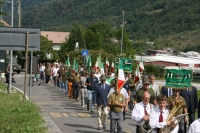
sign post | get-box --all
[82,50,89,65]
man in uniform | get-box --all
[167,89,188,133]
[127,73,136,111]
[149,74,160,96]
[135,76,156,105]
[108,81,125,133]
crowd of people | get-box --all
[33,61,200,133]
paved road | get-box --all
[13,73,137,133]
[13,73,200,133]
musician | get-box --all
[132,91,152,133]
[187,118,200,133]
[167,89,188,133]
[149,94,179,133]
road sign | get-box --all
[0,27,40,51]
[82,50,88,57]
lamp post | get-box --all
[121,11,126,55]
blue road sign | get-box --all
[82,50,89,57]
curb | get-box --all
[13,85,62,133]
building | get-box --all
[135,55,200,68]
[41,31,70,50]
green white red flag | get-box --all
[106,57,109,69]
[117,59,125,91]
[134,64,141,83]
[110,61,114,72]
[65,56,70,67]
[139,56,144,72]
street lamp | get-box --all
[121,11,126,55]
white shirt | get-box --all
[149,107,179,133]
[53,68,59,76]
[150,83,160,96]
[95,73,101,81]
[132,102,152,126]
[107,87,129,99]
[187,118,200,133]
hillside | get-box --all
[20,0,200,41]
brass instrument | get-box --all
[160,99,187,133]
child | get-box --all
[149,94,179,133]
[1,71,5,83]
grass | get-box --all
[0,83,47,133]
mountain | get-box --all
[20,0,200,41]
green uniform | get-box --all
[127,78,135,91]
[45,68,51,75]
[167,95,186,115]
[73,75,80,83]
[61,72,67,82]
[108,93,125,113]
[135,87,155,104]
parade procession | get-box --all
[29,54,199,133]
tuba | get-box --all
[140,120,153,133]
[159,99,187,133]
[139,104,154,133]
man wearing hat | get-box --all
[93,74,110,130]
[85,70,99,112]
[135,76,156,105]
[167,88,188,133]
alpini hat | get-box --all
[100,74,106,81]
[142,75,150,85]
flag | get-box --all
[106,77,115,85]
[116,59,125,91]
[94,60,98,71]
[139,56,144,72]
[75,61,79,72]
[97,55,101,72]
[110,61,114,72]
[87,55,92,72]
[105,57,109,69]
[100,62,105,75]
[75,42,79,51]
[65,56,70,67]
[134,65,141,83]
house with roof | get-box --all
[40,31,70,50]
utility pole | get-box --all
[121,11,125,55]
[18,0,21,27]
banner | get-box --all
[165,69,192,89]
[115,58,133,73]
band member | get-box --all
[187,118,200,133]
[108,84,125,133]
[149,94,179,133]
[93,75,110,130]
[167,89,188,133]
[132,91,152,133]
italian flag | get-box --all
[106,77,115,85]
[116,59,125,91]
[139,57,144,72]
[65,56,70,67]
[134,65,141,83]
[106,57,109,69]
[100,62,105,74]
[110,61,114,72]
[87,55,92,71]
[94,60,98,71]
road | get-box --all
[13,73,137,133]
[13,73,200,133]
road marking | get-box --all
[77,113,91,117]
[72,113,77,117]
[107,119,110,123]
[63,113,68,117]
[124,131,132,133]
[50,112,62,117]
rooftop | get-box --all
[41,31,70,44]
[135,55,200,64]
